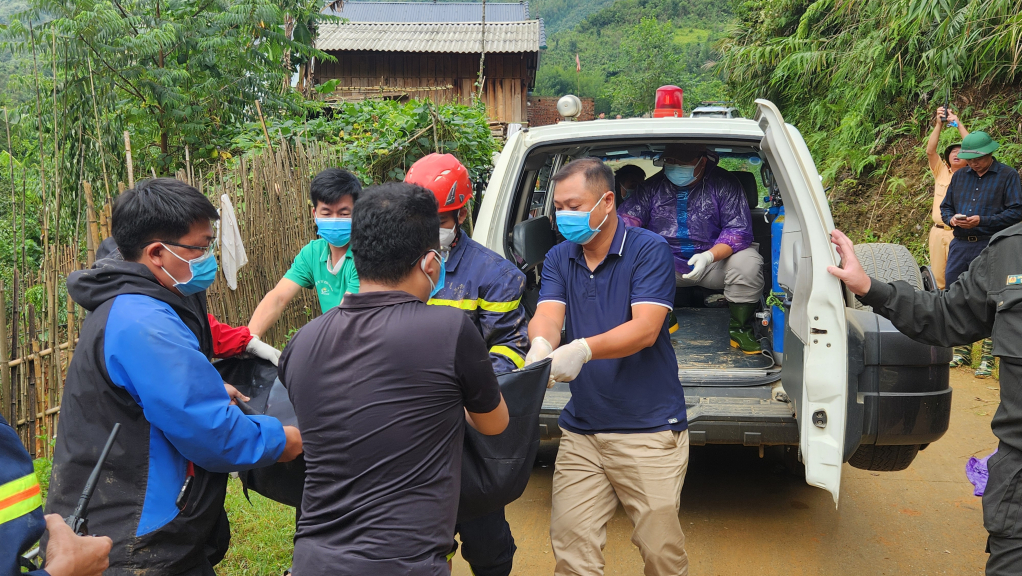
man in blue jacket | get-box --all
[45,179,303,575]
[405,154,528,575]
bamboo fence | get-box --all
[2,142,342,454]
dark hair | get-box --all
[112,178,220,261]
[943,144,962,166]
[311,168,362,208]
[552,158,615,198]
[614,164,647,204]
[615,164,646,183]
[350,182,439,284]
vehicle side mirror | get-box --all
[512,216,555,274]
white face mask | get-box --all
[439,226,457,249]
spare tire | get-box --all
[848,444,920,472]
[843,243,925,472]
[845,243,922,312]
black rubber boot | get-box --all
[728,302,761,355]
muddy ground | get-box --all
[453,368,1000,575]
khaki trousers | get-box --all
[550,428,690,576]
[929,225,954,290]
[675,246,764,304]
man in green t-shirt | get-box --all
[248,168,362,338]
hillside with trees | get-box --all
[718,0,1022,259]
[533,0,731,116]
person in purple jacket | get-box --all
[620,144,765,353]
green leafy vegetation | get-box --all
[530,0,619,34]
[719,0,1022,181]
[231,99,497,186]
[33,457,50,500]
[534,0,730,116]
[0,0,496,321]
[0,0,331,174]
[718,0,1022,258]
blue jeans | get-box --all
[456,508,516,576]
[945,237,990,286]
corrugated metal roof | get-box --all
[316,21,542,53]
[322,2,545,49]
[324,1,529,22]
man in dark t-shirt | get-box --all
[279,182,509,576]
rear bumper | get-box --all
[682,385,798,446]
[538,309,953,454]
[538,382,798,444]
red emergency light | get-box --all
[653,85,684,118]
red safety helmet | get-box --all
[405,153,473,213]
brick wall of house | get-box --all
[526,96,595,126]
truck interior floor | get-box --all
[671,308,775,370]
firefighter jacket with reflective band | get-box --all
[45,258,286,575]
[1,414,47,576]
[428,230,529,373]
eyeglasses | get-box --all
[411,249,443,267]
[143,239,218,258]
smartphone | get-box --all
[954,214,967,220]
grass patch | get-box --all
[673,27,709,44]
[34,458,51,500]
[219,478,296,576]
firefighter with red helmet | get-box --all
[405,153,527,575]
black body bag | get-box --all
[456,358,550,522]
[214,358,305,507]
[214,357,551,521]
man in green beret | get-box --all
[940,131,1022,288]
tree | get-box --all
[2,0,328,173]
[610,17,681,116]
[276,0,338,95]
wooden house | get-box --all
[313,1,545,124]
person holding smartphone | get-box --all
[940,131,1022,288]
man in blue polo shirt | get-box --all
[525,158,689,575]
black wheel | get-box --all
[845,243,923,311]
[920,265,938,292]
[847,444,920,472]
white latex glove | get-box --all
[548,338,592,386]
[682,250,715,281]
[524,336,554,366]
[246,335,282,366]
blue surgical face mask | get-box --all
[162,244,218,296]
[555,192,611,245]
[316,217,352,247]
[664,163,697,187]
[421,249,446,298]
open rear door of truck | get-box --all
[756,99,849,506]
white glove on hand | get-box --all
[524,337,554,366]
[548,338,592,387]
[682,250,715,281]
[246,335,282,366]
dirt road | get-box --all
[453,369,1000,575]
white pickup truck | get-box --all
[472,98,952,504]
